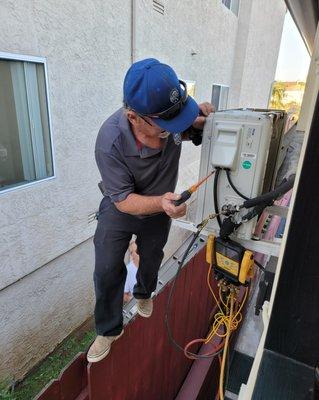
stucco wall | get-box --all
[0,1,132,289]
[0,0,285,381]
[229,0,286,108]
[135,0,239,103]
[0,0,132,381]
[0,238,95,381]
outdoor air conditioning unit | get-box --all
[196,109,288,240]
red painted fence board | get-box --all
[35,353,88,400]
[35,380,61,400]
[87,247,215,400]
[35,246,220,400]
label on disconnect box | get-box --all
[241,152,256,159]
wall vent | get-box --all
[153,0,164,15]
[88,211,98,223]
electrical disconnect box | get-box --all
[196,109,288,240]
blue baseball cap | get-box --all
[123,58,199,134]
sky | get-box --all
[275,11,310,82]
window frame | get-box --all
[0,51,56,195]
[211,83,230,111]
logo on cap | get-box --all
[170,88,180,104]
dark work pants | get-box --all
[93,203,171,336]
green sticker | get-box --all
[242,160,252,169]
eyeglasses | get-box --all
[138,115,156,127]
[138,115,170,137]
[137,80,188,121]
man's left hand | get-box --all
[192,102,215,130]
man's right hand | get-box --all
[161,192,187,218]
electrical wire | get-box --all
[214,168,222,227]
[225,169,250,200]
[254,259,265,271]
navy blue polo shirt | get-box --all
[95,108,182,213]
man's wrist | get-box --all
[156,194,164,211]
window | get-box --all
[0,53,54,192]
[183,80,196,98]
[222,0,240,16]
[211,84,229,111]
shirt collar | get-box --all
[119,110,164,158]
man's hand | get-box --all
[192,102,215,130]
[161,192,186,218]
[199,102,214,116]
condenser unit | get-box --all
[196,109,288,240]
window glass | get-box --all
[212,85,221,111]
[0,58,53,191]
[219,86,229,110]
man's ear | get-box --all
[126,110,140,125]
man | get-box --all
[87,58,213,363]
[123,240,139,303]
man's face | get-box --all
[139,115,170,138]
[127,110,170,138]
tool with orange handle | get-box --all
[173,170,216,206]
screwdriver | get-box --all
[173,170,216,206]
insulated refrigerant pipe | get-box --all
[242,174,295,209]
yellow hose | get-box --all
[219,291,234,400]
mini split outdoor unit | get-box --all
[196,108,289,240]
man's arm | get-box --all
[96,149,186,218]
[115,192,186,219]
[182,102,214,144]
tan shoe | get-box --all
[136,298,153,318]
[87,330,124,363]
